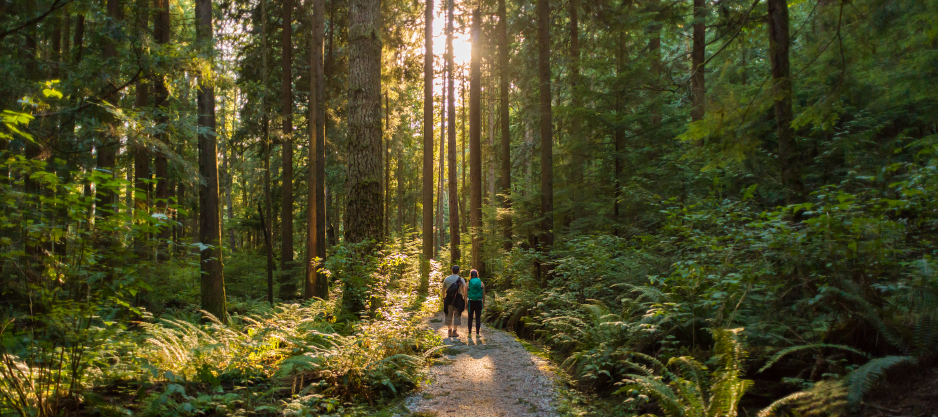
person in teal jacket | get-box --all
[466,269,485,336]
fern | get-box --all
[757,380,847,417]
[758,344,870,374]
[845,355,912,405]
[618,328,753,417]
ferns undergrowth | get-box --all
[485,163,938,416]
[0,245,444,416]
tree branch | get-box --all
[0,0,74,43]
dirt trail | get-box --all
[400,310,559,416]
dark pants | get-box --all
[467,300,483,333]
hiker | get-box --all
[466,269,485,336]
[442,265,466,337]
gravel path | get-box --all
[401,310,559,417]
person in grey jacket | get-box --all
[441,265,467,337]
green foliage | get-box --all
[617,328,753,417]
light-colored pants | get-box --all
[444,301,462,326]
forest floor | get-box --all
[398,309,560,417]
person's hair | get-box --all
[452,265,459,274]
[470,269,479,278]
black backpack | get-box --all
[445,277,463,298]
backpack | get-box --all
[445,277,463,298]
[468,277,483,300]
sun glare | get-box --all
[430,11,473,99]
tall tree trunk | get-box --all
[196,0,227,323]
[568,0,582,220]
[497,0,511,250]
[280,0,296,299]
[613,32,626,236]
[420,0,434,292]
[134,84,150,259]
[396,143,404,233]
[649,0,662,128]
[461,74,468,234]
[222,128,235,250]
[154,0,171,261]
[767,0,802,204]
[385,91,391,240]
[306,0,326,299]
[95,0,122,255]
[345,0,383,245]
[260,0,276,305]
[446,0,459,263]
[133,0,150,260]
[469,8,482,269]
[436,75,445,258]
[536,0,554,247]
[690,0,706,125]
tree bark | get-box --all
[345,0,383,245]
[154,0,171,261]
[649,0,662,128]
[536,0,553,248]
[420,0,434,292]
[436,73,445,259]
[280,0,296,299]
[691,0,706,125]
[767,0,802,204]
[306,0,326,299]
[446,0,459,263]
[498,0,512,249]
[461,74,468,235]
[196,0,227,323]
[385,91,391,240]
[95,0,121,241]
[134,84,150,259]
[133,0,150,259]
[568,0,583,220]
[260,0,276,305]
[469,8,483,269]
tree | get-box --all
[536,0,553,247]
[497,0,511,250]
[420,0,434,292]
[280,0,297,299]
[154,0,172,262]
[260,0,276,306]
[306,0,327,299]
[469,7,482,269]
[133,0,151,260]
[95,0,122,234]
[196,0,227,324]
[446,0,459,263]
[690,0,706,124]
[567,0,581,223]
[767,0,802,204]
[345,0,383,244]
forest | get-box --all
[2,0,938,414]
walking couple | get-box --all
[441,265,485,338]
